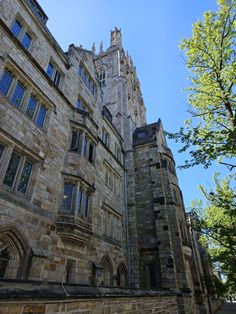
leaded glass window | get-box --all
[11,82,25,107]
[61,184,74,211]
[10,20,22,38]
[17,161,33,194]
[21,32,32,50]
[99,68,105,87]
[3,152,21,187]
[0,70,14,96]
[46,63,54,79]
[36,105,47,128]
[25,96,37,119]
[70,131,81,152]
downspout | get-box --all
[124,166,131,287]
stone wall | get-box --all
[0,297,179,314]
[0,0,127,286]
[0,283,181,314]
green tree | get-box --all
[193,174,236,292]
[168,0,236,169]
[169,0,236,294]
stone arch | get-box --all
[101,255,113,286]
[0,225,29,279]
[117,262,127,288]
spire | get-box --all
[99,41,103,53]
[110,27,122,47]
[92,42,96,54]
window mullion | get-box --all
[80,188,84,217]
[18,26,26,42]
[34,100,41,123]
[14,156,26,192]
[21,87,32,112]
[7,76,18,101]
[75,183,81,215]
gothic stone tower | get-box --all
[95,29,195,294]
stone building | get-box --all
[0,0,219,313]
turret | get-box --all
[110,27,122,47]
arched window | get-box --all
[117,263,127,288]
[0,227,28,279]
[0,246,10,278]
[101,256,113,286]
[98,68,105,87]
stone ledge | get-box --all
[0,280,181,300]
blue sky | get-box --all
[38,0,223,209]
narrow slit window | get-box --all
[88,143,94,163]
[84,192,89,218]
[83,137,88,157]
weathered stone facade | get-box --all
[0,0,220,313]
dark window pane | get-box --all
[75,190,82,214]
[11,82,25,107]
[148,263,156,288]
[88,144,94,163]
[21,32,32,50]
[137,131,146,139]
[3,152,21,187]
[17,161,33,193]
[0,144,5,160]
[25,96,37,119]
[84,192,89,218]
[61,184,74,211]
[78,65,82,77]
[83,137,88,157]
[0,70,14,96]
[46,63,54,79]
[36,105,47,128]
[70,131,79,151]
[66,259,75,283]
[54,70,60,87]
[0,248,10,278]
[10,20,22,37]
